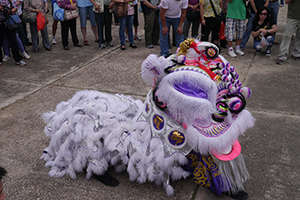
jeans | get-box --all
[78,6,96,27]
[278,18,300,60]
[119,15,134,45]
[268,0,279,38]
[254,35,274,51]
[159,15,184,57]
[3,32,25,56]
[240,13,255,48]
[94,12,103,47]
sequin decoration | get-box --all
[168,130,185,146]
[153,114,164,130]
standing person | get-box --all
[77,0,99,45]
[267,0,279,44]
[225,0,247,57]
[240,0,269,49]
[16,0,32,46]
[96,0,114,47]
[0,167,7,200]
[24,0,52,53]
[276,0,300,64]
[140,0,159,48]
[0,0,26,66]
[57,0,83,50]
[159,0,188,57]
[51,0,59,45]
[132,0,141,41]
[113,0,137,50]
[90,0,105,49]
[183,0,200,40]
[220,0,227,48]
[200,0,222,47]
[252,7,277,56]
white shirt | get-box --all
[160,0,188,18]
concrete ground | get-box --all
[0,5,299,200]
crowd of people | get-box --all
[0,0,299,67]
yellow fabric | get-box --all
[200,0,222,18]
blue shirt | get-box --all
[77,0,93,7]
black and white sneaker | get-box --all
[266,48,271,56]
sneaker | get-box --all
[0,62,2,66]
[276,58,285,65]
[125,35,129,42]
[15,60,26,67]
[107,42,114,47]
[235,48,245,56]
[265,48,271,57]
[228,49,237,57]
[291,55,300,60]
[146,44,154,48]
[256,49,261,54]
[99,43,106,49]
[134,35,142,41]
[52,37,56,45]
[21,51,30,59]
[3,55,10,62]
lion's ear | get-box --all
[141,54,170,85]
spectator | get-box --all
[240,0,269,49]
[276,0,300,64]
[183,0,200,40]
[267,0,279,44]
[159,0,188,57]
[113,0,137,50]
[77,0,98,45]
[24,0,52,53]
[0,0,26,66]
[0,167,7,200]
[252,7,277,56]
[95,0,114,47]
[90,0,105,49]
[2,33,30,61]
[200,0,222,47]
[57,0,83,50]
[16,0,32,46]
[220,0,227,48]
[132,0,141,41]
[225,0,247,57]
[51,0,59,45]
[140,0,159,48]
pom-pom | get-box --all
[228,97,243,111]
[176,55,186,64]
[165,184,174,196]
[241,87,252,99]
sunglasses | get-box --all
[260,12,268,16]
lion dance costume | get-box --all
[41,39,255,196]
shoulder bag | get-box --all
[22,0,37,23]
[64,0,79,21]
[6,14,22,30]
[53,2,64,21]
[209,0,225,23]
[186,9,200,21]
[115,2,128,18]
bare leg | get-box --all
[227,40,233,48]
[81,27,87,42]
[52,20,58,37]
[91,25,98,41]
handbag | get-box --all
[244,0,252,19]
[115,3,128,18]
[209,0,225,23]
[53,2,64,21]
[219,21,226,40]
[22,0,37,23]
[186,9,200,21]
[36,12,46,31]
[6,14,22,30]
[64,0,79,21]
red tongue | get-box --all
[212,139,241,161]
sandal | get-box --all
[83,41,89,46]
[130,43,137,48]
[34,49,39,54]
[121,45,126,50]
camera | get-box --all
[2,5,11,18]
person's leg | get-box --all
[30,23,39,51]
[70,18,80,45]
[253,39,262,52]
[88,6,98,41]
[240,13,255,48]
[211,19,221,45]
[144,12,153,46]
[0,25,4,62]
[152,10,160,45]
[183,18,191,40]
[16,33,25,53]
[41,24,51,49]
[191,19,200,38]
[61,21,69,48]
[94,12,103,47]
[235,19,246,55]
[172,17,184,47]
[17,16,28,46]
[291,20,300,58]
[268,1,279,40]
[79,7,88,43]
[225,18,237,57]
[133,4,139,37]
[5,27,23,62]
[201,17,212,42]
[127,15,135,45]
[2,34,10,57]
[278,18,298,60]
[119,16,126,46]
[52,19,58,44]
[104,6,113,43]
[159,15,170,57]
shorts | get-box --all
[225,18,246,41]
[78,6,96,27]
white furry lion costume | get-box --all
[41,39,255,196]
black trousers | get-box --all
[201,17,221,42]
[99,5,113,44]
[0,23,22,62]
[60,18,79,47]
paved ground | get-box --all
[0,5,299,200]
